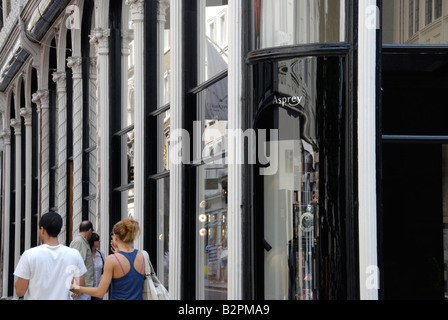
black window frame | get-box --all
[378,0,448,300]
[109,0,132,234]
[81,0,96,222]
[145,0,169,275]
[48,37,57,212]
[31,67,39,247]
[8,92,16,297]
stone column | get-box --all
[67,57,83,235]
[19,107,32,250]
[169,0,183,300]
[227,0,243,300]
[0,130,11,298]
[52,71,68,243]
[10,117,22,272]
[90,27,110,256]
[34,90,50,214]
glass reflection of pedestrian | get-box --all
[219,240,227,283]
[89,232,105,300]
[205,239,218,281]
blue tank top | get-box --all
[110,250,144,300]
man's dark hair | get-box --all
[79,220,93,232]
[39,212,63,238]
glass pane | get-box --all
[121,130,135,185]
[157,177,170,288]
[262,109,320,300]
[196,76,228,161]
[383,144,446,299]
[157,112,170,172]
[88,151,97,199]
[253,56,345,300]
[197,158,228,300]
[122,188,135,220]
[199,0,229,82]
[382,54,448,136]
[383,0,448,44]
[254,0,346,50]
[123,2,135,128]
[158,0,171,106]
[444,145,448,299]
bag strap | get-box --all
[142,250,156,275]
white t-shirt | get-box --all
[14,244,87,300]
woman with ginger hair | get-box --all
[71,218,146,300]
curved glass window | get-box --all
[253,56,347,300]
[254,0,346,49]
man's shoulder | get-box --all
[69,235,82,245]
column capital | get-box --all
[32,89,49,111]
[89,28,110,55]
[20,107,33,126]
[10,118,22,135]
[0,129,11,145]
[126,0,145,22]
[157,0,170,23]
[52,71,67,86]
[66,57,83,77]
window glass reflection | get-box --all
[383,0,448,44]
[157,177,170,288]
[200,0,229,82]
[158,0,170,106]
[123,188,135,220]
[254,56,345,300]
[157,113,170,172]
[122,130,135,185]
[254,0,346,50]
[123,2,135,128]
[263,108,320,300]
[443,145,448,298]
[197,76,228,161]
[197,159,228,300]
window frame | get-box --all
[81,0,97,222]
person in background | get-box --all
[14,212,87,300]
[70,220,94,300]
[89,232,105,300]
[71,218,146,300]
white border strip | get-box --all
[358,0,379,300]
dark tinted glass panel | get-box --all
[253,56,347,300]
[382,53,448,135]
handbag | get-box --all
[141,250,171,300]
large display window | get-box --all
[251,56,348,300]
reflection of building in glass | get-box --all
[383,0,448,44]
[256,0,345,48]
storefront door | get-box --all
[381,49,448,300]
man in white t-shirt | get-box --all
[14,212,87,300]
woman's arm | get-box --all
[72,255,114,298]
